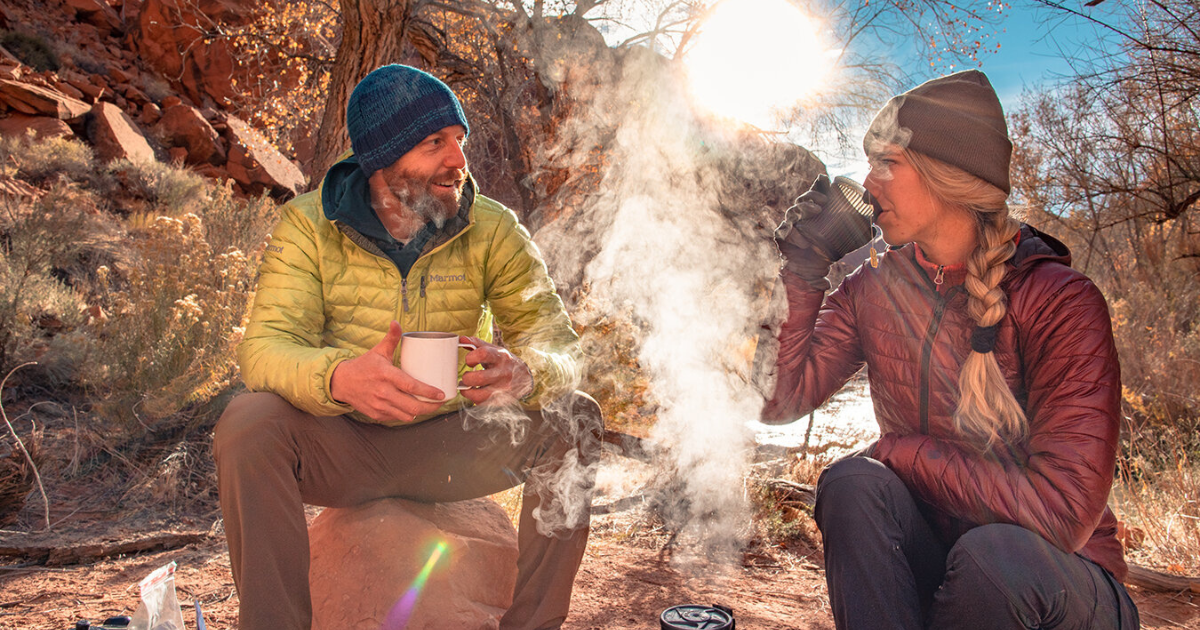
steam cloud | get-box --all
[537,50,794,566]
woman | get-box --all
[764,70,1139,629]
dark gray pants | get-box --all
[213,391,603,630]
[814,457,1139,630]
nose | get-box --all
[863,169,881,198]
[444,141,467,170]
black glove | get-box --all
[774,174,874,288]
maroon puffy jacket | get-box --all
[763,225,1126,580]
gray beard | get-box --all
[408,185,459,227]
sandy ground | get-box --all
[2,451,1198,630]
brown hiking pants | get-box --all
[213,391,603,630]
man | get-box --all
[213,64,603,630]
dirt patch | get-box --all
[2,510,1198,629]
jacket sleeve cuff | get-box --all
[319,356,355,415]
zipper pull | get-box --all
[420,274,427,298]
[933,265,945,286]
[401,277,409,312]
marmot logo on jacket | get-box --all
[429,273,468,283]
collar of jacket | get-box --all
[882,223,1072,290]
[319,152,476,252]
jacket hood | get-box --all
[1011,223,1071,271]
[319,153,476,243]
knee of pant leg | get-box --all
[939,525,1051,620]
[814,457,904,529]
[212,392,295,466]
[572,390,604,438]
[948,523,1043,576]
[541,391,604,448]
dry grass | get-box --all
[1113,423,1200,576]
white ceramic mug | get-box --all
[399,332,477,402]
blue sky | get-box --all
[978,2,1119,112]
[825,2,1128,178]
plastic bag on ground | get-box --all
[128,561,185,630]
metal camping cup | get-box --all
[802,175,877,260]
[399,332,478,402]
[660,604,735,630]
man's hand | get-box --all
[457,336,534,405]
[329,321,447,424]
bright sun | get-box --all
[685,0,832,128]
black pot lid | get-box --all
[660,604,735,629]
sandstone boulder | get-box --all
[309,497,518,630]
[0,113,74,142]
[224,115,305,198]
[0,80,90,120]
[88,102,155,163]
[63,0,123,35]
[156,102,224,165]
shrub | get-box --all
[0,136,97,185]
[85,204,272,423]
[0,185,122,382]
[0,30,60,72]
[109,159,211,218]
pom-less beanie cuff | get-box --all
[864,69,1012,194]
[346,65,470,177]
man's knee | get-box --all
[213,392,299,466]
[540,391,604,451]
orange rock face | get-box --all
[0,79,91,119]
[133,0,251,106]
[0,113,74,142]
[156,102,226,165]
[88,101,156,163]
[224,114,305,198]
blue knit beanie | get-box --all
[346,65,470,176]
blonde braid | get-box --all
[957,213,1026,450]
[906,149,1028,451]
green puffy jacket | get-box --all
[237,156,580,424]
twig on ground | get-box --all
[1125,563,1200,594]
[1,362,48,531]
[602,429,656,462]
[762,478,816,508]
[1138,609,1187,628]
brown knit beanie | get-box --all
[863,69,1012,194]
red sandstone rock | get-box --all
[135,0,247,106]
[141,101,161,125]
[51,80,86,100]
[120,83,149,105]
[0,80,91,119]
[161,95,181,109]
[63,0,123,35]
[88,101,155,163]
[191,163,229,182]
[309,497,518,630]
[156,102,225,165]
[66,79,110,103]
[0,46,20,66]
[109,66,133,84]
[167,146,188,164]
[0,113,74,142]
[223,115,305,198]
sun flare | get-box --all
[685,0,833,128]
